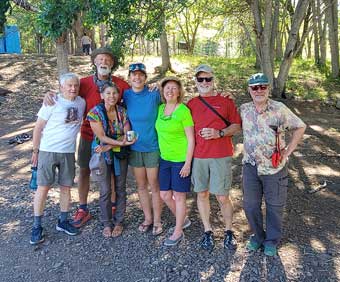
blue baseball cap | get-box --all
[129,63,147,75]
[248,73,269,86]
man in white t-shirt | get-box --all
[30,73,86,245]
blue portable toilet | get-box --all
[4,26,21,54]
[0,36,5,53]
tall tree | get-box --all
[247,0,310,97]
[326,0,339,77]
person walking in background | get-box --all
[187,64,241,251]
[155,77,194,246]
[123,63,163,236]
[87,82,135,238]
[81,33,92,56]
[240,73,306,256]
[30,73,85,245]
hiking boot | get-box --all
[56,219,80,236]
[264,245,277,257]
[224,230,237,250]
[246,239,262,251]
[200,231,214,250]
[168,217,191,234]
[30,226,44,245]
[71,208,92,228]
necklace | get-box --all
[164,103,177,116]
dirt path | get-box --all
[0,54,339,282]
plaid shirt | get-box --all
[240,99,305,175]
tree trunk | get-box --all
[326,0,339,77]
[36,34,43,54]
[160,29,172,74]
[312,0,320,65]
[56,32,69,75]
[274,0,310,97]
[99,24,106,47]
[318,0,326,66]
[72,15,83,55]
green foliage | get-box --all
[0,0,11,33]
[38,0,86,40]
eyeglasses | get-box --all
[250,85,268,91]
[196,77,213,83]
[129,63,146,72]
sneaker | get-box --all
[30,226,44,245]
[56,219,80,236]
[200,231,214,250]
[264,245,277,257]
[71,208,92,228]
[168,217,191,234]
[164,233,184,246]
[246,239,262,251]
[224,230,237,250]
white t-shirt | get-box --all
[38,94,86,153]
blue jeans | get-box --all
[242,163,288,247]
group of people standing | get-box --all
[29,47,306,257]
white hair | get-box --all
[59,73,79,86]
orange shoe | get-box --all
[71,208,92,228]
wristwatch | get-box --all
[219,130,225,138]
[32,148,39,154]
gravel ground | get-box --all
[0,54,339,282]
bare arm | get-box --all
[200,123,241,140]
[31,118,47,166]
[90,121,135,147]
[281,125,306,161]
[179,126,195,178]
[43,90,57,106]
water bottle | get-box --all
[29,167,38,191]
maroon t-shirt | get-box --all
[187,94,241,158]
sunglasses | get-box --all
[129,63,146,72]
[196,77,213,83]
[250,85,268,91]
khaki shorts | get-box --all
[77,137,92,169]
[191,157,232,195]
[37,151,75,187]
[128,150,160,168]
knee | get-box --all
[160,191,172,202]
[216,195,231,205]
[197,191,209,201]
[243,201,261,214]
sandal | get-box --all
[152,224,163,236]
[112,225,123,237]
[138,222,152,233]
[102,226,112,238]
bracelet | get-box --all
[32,148,39,153]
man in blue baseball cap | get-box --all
[240,73,306,256]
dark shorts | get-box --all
[158,158,191,193]
[77,137,92,169]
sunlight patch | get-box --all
[309,125,325,132]
[310,238,326,252]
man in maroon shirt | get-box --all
[187,64,241,251]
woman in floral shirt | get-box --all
[240,73,306,256]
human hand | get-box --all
[147,82,159,92]
[43,90,57,106]
[280,147,290,162]
[199,128,219,140]
[31,152,38,167]
[179,163,191,178]
[94,144,112,153]
[219,91,235,100]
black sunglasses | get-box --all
[196,77,213,83]
[250,85,268,91]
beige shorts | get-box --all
[191,157,233,195]
[37,151,75,187]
